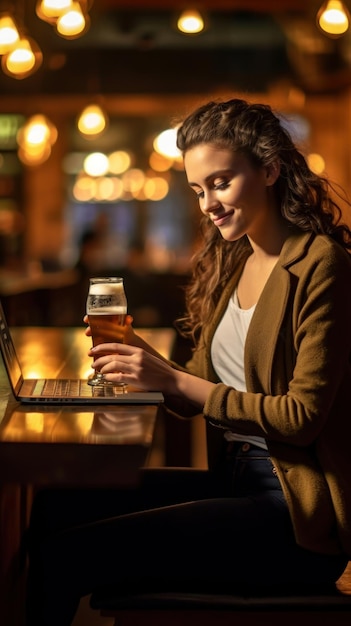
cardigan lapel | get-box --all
[245,231,313,394]
[245,263,291,394]
[204,231,314,390]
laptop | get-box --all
[0,300,164,405]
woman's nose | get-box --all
[201,191,220,213]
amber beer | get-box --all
[86,277,127,386]
[88,309,126,347]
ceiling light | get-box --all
[18,143,52,166]
[177,10,204,34]
[17,115,57,165]
[17,114,57,148]
[2,36,43,79]
[317,0,350,37]
[36,0,73,22]
[77,104,108,138]
[0,14,19,54]
[56,2,89,38]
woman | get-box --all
[26,99,351,625]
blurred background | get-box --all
[1,0,351,338]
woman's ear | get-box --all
[265,160,280,186]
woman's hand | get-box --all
[88,342,215,406]
[85,316,216,404]
[88,342,179,394]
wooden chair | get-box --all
[90,561,351,626]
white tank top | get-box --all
[211,290,267,450]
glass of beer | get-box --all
[87,277,127,388]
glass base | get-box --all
[87,372,127,389]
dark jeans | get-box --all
[25,443,348,626]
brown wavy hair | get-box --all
[175,98,351,344]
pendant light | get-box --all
[36,0,72,23]
[17,114,57,165]
[77,103,108,138]
[0,13,19,54]
[177,10,205,34]
[317,0,350,37]
[55,1,89,38]
[2,34,42,79]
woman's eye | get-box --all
[214,180,229,191]
[195,190,204,199]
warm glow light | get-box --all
[108,150,131,174]
[77,104,108,137]
[177,10,204,34]
[56,2,87,38]
[37,0,73,19]
[143,176,169,201]
[95,176,115,201]
[25,413,44,434]
[317,0,350,36]
[73,174,96,201]
[153,128,181,159]
[84,152,109,177]
[0,14,19,54]
[5,38,35,73]
[307,153,326,174]
[149,151,173,172]
[18,143,52,166]
[17,115,57,148]
[122,168,145,193]
[17,114,57,165]
[2,36,43,79]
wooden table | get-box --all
[0,325,175,626]
[0,326,175,487]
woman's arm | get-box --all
[88,341,216,408]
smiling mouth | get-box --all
[212,211,233,226]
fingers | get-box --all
[83,315,92,337]
[89,342,126,355]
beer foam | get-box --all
[89,282,124,296]
[89,307,126,314]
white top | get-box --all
[211,290,267,450]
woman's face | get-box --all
[184,144,278,242]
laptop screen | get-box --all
[0,302,23,395]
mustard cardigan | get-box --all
[169,231,351,557]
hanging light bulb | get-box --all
[18,142,52,166]
[0,13,20,54]
[56,2,89,38]
[77,104,108,138]
[36,0,73,24]
[2,36,43,79]
[17,114,57,147]
[317,0,350,37]
[17,114,57,166]
[177,10,204,34]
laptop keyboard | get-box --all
[22,378,125,398]
[23,378,91,398]
[42,379,83,397]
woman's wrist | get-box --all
[169,369,215,408]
